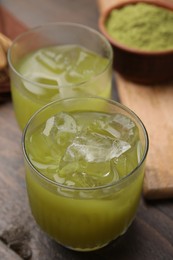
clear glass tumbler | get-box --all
[8,22,113,130]
[22,96,149,251]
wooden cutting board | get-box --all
[97,0,173,199]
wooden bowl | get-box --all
[99,0,173,84]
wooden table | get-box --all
[0,1,173,259]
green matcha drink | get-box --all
[8,23,113,130]
[22,97,148,251]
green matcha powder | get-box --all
[106,3,173,51]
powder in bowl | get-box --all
[105,2,173,51]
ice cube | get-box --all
[26,127,61,177]
[64,132,114,162]
[54,112,77,134]
[72,112,110,133]
[110,156,128,179]
[88,114,110,131]
[59,158,117,188]
[36,49,64,73]
[105,125,121,138]
[58,130,131,187]
[74,48,109,78]
[22,76,60,103]
[36,50,57,71]
[112,114,135,130]
[43,116,55,136]
[65,69,84,85]
[46,112,77,146]
[60,130,131,166]
[111,139,131,158]
[110,141,141,179]
[107,114,139,146]
[29,112,78,174]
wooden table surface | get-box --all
[0,0,173,259]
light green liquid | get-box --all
[25,111,145,251]
[11,45,112,129]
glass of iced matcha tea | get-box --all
[8,23,113,130]
[22,96,148,252]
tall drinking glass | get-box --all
[8,23,113,130]
[22,96,149,252]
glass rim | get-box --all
[8,22,113,89]
[22,96,149,191]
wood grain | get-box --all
[98,0,173,199]
[116,74,173,199]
